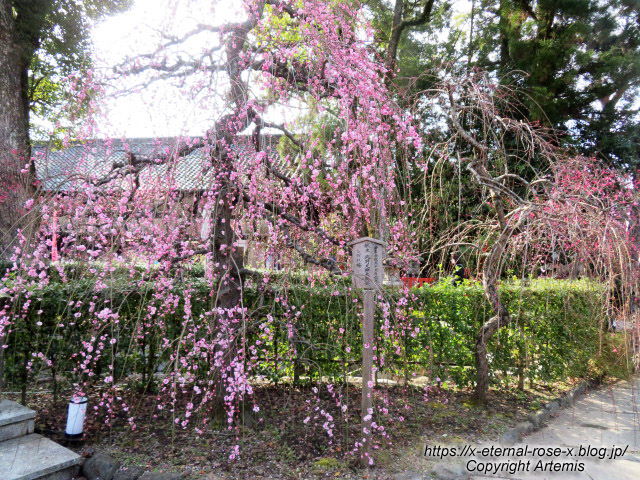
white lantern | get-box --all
[65,396,87,439]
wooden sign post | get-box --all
[349,237,385,467]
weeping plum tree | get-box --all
[0,0,132,392]
[417,71,640,404]
[517,156,640,315]
[0,0,422,459]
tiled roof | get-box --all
[32,135,284,191]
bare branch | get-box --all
[253,113,302,150]
[242,192,341,247]
[448,87,489,155]
[288,239,341,274]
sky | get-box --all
[91,0,241,138]
[89,0,472,139]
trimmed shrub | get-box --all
[1,268,611,393]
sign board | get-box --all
[349,237,385,290]
[234,239,247,256]
[349,237,386,466]
[200,208,212,241]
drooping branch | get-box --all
[252,112,302,150]
[5,0,422,450]
[242,192,341,248]
[465,159,526,205]
[433,74,561,403]
[92,110,248,187]
[447,88,489,156]
[287,238,341,274]
[94,138,207,186]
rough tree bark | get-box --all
[0,0,35,262]
[0,0,38,395]
[474,215,520,404]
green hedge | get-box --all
[0,270,610,391]
[402,279,606,386]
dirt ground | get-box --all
[4,378,581,479]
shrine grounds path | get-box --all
[458,375,640,480]
[509,375,640,479]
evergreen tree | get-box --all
[468,0,639,169]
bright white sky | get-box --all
[89,0,472,139]
[91,0,243,138]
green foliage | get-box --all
[585,331,636,380]
[365,0,639,168]
[10,0,132,141]
[465,0,639,168]
[393,278,610,386]
[1,267,617,393]
[311,456,343,473]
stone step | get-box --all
[0,399,35,442]
[0,433,82,480]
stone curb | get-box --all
[82,451,184,480]
[499,378,596,446]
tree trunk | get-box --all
[473,216,521,404]
[0,1,34,261]
[209,153,246,418]
[0,1,37,397]
[497,0,511,71]
[384,0,404,83]
[384,0,435,85]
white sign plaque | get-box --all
[349,237,386,289]
[200,208,212,241]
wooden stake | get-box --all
[361,288,375,467]
[348,236,385,468]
